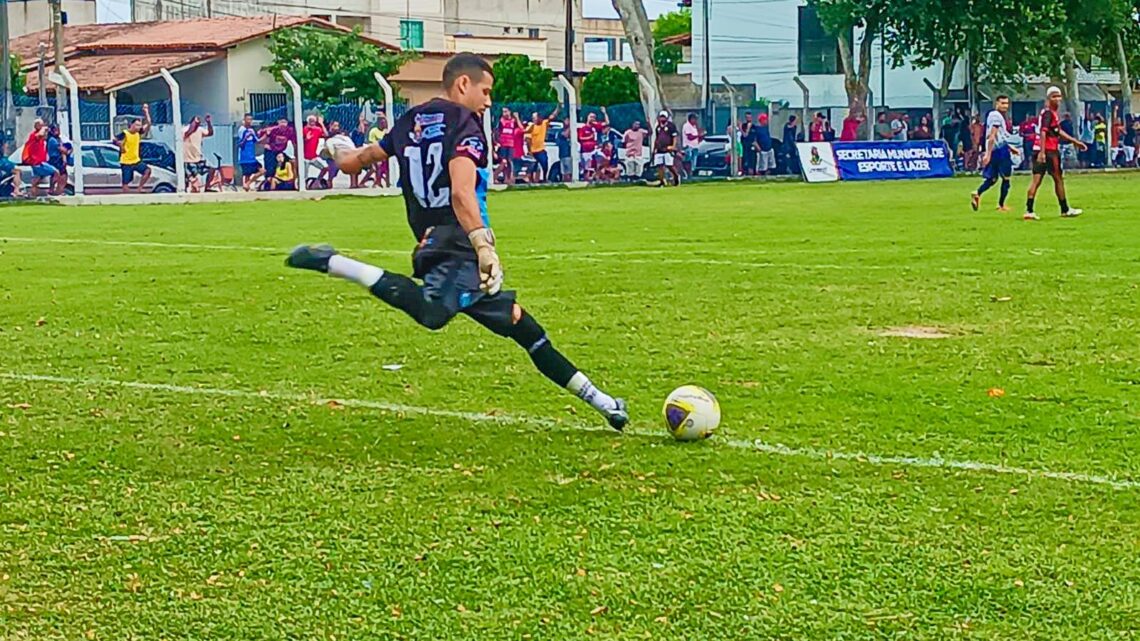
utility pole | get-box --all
[49,0,66,116]
[564,0,573,76]
[702,0,710,118]
[37,43,47,107]
[1,0,12,142]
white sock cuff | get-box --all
[328,255,384,288]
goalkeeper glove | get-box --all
[468,228,503,295]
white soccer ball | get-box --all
[663,385,720,441]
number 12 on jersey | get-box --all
[405,142,449,208]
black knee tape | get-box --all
[510,312,548,353]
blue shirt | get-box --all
[47,136,62,161]
[556,132,571,156]
[236,126,258,164]
[755,125,772,151]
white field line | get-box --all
[2,236,1120,277]
[2,372,1135,491]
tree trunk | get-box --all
[1116,31,1132,117]
[1063,47,1082,123]
[611,0,665,119]
[838,30,870,137]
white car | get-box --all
[10,142,178,195]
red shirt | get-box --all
[498,117,517,148]
[578,122,604,153]
[1036,108,1061,152]
[840,116,861,141]
[513,126,525,153]
[25,130,47,165]
[809,121,824,142]
[303,124,324,159]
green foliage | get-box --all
[490,54,556,103]
[264,26,414,104]
[652,8,690,75]
[10,54,24,96]
[580,65,640,107]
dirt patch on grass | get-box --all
[878,325,953,339]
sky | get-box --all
[97,0,681,23]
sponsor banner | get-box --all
[796,142,840,183]
[832,140,954,181]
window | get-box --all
[797,6,845,75]
[528,28,540,39]
[400,19,424,50]
[584,37,612,63]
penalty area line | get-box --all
[2,372,1136,491]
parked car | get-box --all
[691,134,791,177]
[9,142,178,195]
[542,121,650,182]
[139,141,176,172]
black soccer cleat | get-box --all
[286,244,338,273]
[604,398,629,432]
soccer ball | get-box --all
[663,385,720,441]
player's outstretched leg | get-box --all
[285,244,454,330]
[466,302,629,431]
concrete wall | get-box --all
[8,0,95,38]
[448,35,549,65]
[690,0,963,111]
[445,0,581,72]
[226,38,286,118]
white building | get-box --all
[7,0,95,38]
[689,0,963,113]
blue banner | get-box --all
[832,141,954,181]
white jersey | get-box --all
[986,110,1011,149]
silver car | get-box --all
[10,142,178,195]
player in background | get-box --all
[971,95,1018,212]
[653,111,680,187]
[284,53,629,431]
[1025,86,1087,221]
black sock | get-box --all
[1059,198,1069,213]
[977,178,996,195]
[369,272,453,330]
[1026,197,1035,213]
[999,180,1010,206]
[528,341,578,388]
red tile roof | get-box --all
[661,33,691,47]
[25,51,224,93]
[13,15,396,71]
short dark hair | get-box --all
[443,53,493,89]
[995,95,1009,102]
[244,112,253,118]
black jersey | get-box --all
[654,121,678,153]
[380,98,490,240]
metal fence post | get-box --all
[555,74,580,185]
[159,68,185,193]
[281,70,306,193]
[373,71,399,188]
[51,66,83,195]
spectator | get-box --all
[369,114,389,187]
[941,108,959,151]
[495,107,518,185]
[557,118,573,182]
[911,114,933,140]
[681,113,702,177]
[594,141,621,183]
[348,116,371,188]
[183,114,213,193]
[754,113,775,176]
[22,118,58,197]
[840,110,863,141]
[653,110,680,187]
[966,113,982,170]
[112,106,151,193]
[525,106,559,182]
[1017,114,1037,169]
[874,112,893,141]
[622,120,647,179]
[809,112,825,142]
[511,111,527,181]
[578,108,608,167]
[46,124,68,195]
[1130,120,1140,167]
[321,120,350,187]
[235,113,262,192]
[1092,113,1108,168]
[302,114,330,188]
[739,112,755,175]
[891,113,909,141]
[271,152,295,190]
[782,115,800,174]
[1059,112,1076,168]
[260,116,294,181]
[0,140,25,198]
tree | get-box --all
[265,26,414,104]
[652,8,690,75]
[490,54,556,103]
[10,54,24,96]
[807,0,887,133]
[580,65,640,106]
[611,0,665,120]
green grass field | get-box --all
[2,176,1138,639]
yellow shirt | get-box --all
[275,162,294,182]
[368,127,385,145]
[118,130,141,164]
[527,120,549,154]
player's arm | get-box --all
[1058,126,1086,149]
[336,141,389,175]
[204,115,214,138]
[547,105,560,121]
[450,156,502,295]
[982,125,998,166]
[141,105,152,135]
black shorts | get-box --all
[413,225,516,328]
[1032,150,1062,177]
[121,162,148,184]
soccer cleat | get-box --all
[286,244,338,273]
[1061,208,1083,218]
[604,398,629,432]
[970,192,980,211]
[1023,212,1040,221]
[997,205,1012,212]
